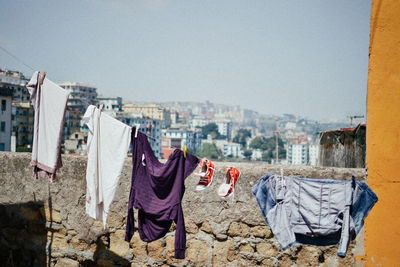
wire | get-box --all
[0,44,35,71]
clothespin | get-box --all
[281,168,286,186]
[134,123,140,138]
[183,145,187,158]
[142,154,146,166]
[40,71,47,85]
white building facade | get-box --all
[215,119,232,140]
[225,142,243,158]
[59,82,97,113]
[97,96,122,112]
[251,149,263,161]
[0,69,28,86]
[190,116,210,129]
[162,128,202,152]
[202,137,242,158]
[0,87,13,151]
[308,144,319,166]
[287,144,309,165]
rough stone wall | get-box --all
[0,152,366,267]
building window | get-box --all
[1,100,6,111]
[1,121,5,132]
[0,143,4,151]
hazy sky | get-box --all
[0,0,372,120]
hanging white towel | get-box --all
[26,71,70,182]
[82,105,131,227]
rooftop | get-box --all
[320,123,366,134]
[59,82,96,89]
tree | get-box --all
[249,136,286,162]
[201,123,220,138]
[243,149,253,160]
[215,135,227,140]
[199,143,223,160]
[250,136,279,151]
[249,136,269,150]
[262,150,273,162]
[232,129,251,147]
[278,149,286,160]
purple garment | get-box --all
[125,131,199,259]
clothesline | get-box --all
[0,44,35,72]
[20,69,377,261]
[0,46,224,162]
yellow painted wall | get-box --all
[365,0,400,265]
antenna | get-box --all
[348,115,365,126]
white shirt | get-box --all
[83,105,131,227]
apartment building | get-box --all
[0,68,28,86]
[63,109,82,141]
[161,128,202,159]
[117,112,162,158]
[59,82,97,141]
[215,119,232,139]
[59,82,97,113]
[11,101,34,151]
[122,104,171,127]
[287,143,309,165]
[286,134,319,165]
[0,87,12,151]
[97,96,122,112]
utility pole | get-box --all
[273,120,280,164]
[348,115,365,126]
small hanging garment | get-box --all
[83,105,131,227]
[252,174,378,257]
[125,130,199,259]
[26,71,70,182]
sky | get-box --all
[0,0,372,120]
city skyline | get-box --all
[0,0,372,120]
[0,65,364,125]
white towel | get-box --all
[83,105,131,227]
[26,71,70,182]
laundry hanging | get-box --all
[125,130,199,259]
[252,174,378,257]
[26,71,70,182]
[83,105,131,227]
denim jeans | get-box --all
[252,174,378,257]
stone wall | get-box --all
[0,152,367,267]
